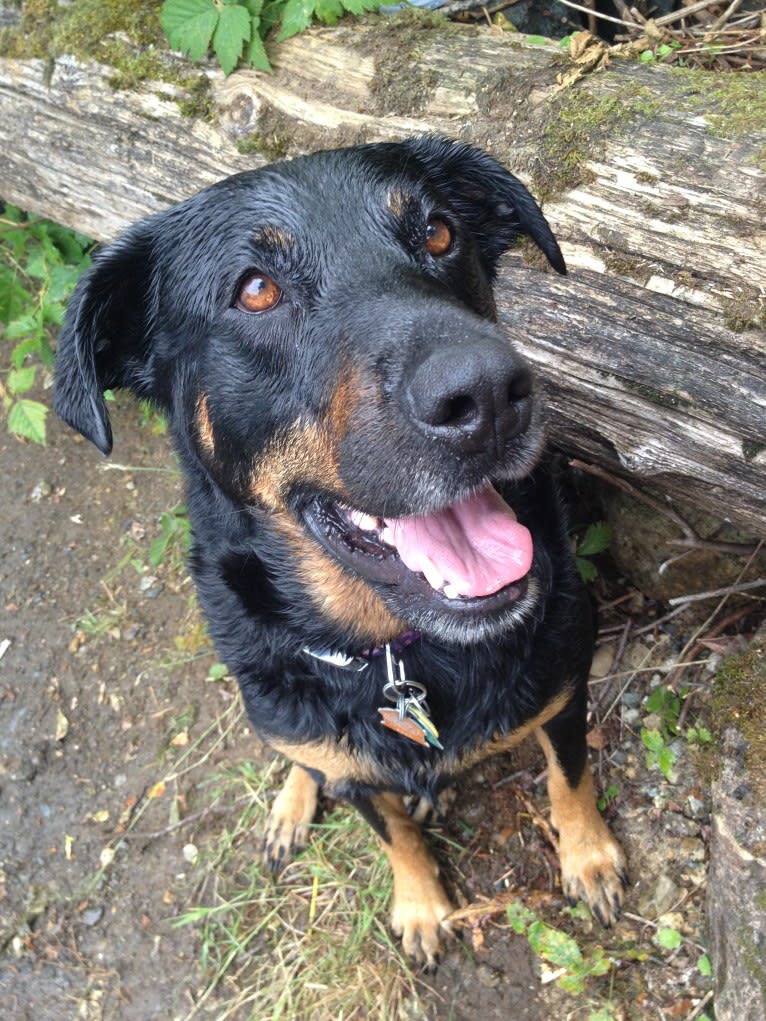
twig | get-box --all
[556,0,637,30]
[670,540,764,690]
[686,991,715,1021]
[570,459,697,541]
[121,795,252,841]
[668,578,766,606]
[653,0,725,28]
[711,0,744,32]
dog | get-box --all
[55,136,627,968]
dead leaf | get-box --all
[55,709,69,742]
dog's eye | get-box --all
[425,217,452,257]
[236,273,282,313]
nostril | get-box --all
[508,370,533,403]
[437,393,479,428]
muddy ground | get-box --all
[0,393,735,1020]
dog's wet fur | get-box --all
[56,136,627,967]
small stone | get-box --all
[30,481,53,502]
[82,905,104,927]
[637,872,680,918]
[590,643,615,679]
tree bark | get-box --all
[1,19,764,531]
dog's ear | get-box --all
[55,224,157,456]
[403,135,566,276]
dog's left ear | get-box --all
[403,135,566,276]
[55,223,157,456]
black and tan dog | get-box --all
[55,136,627,967]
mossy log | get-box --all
[1,18,765,532]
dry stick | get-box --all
[711,0,744,32]
[570,459,758,559]
[570,459,696,540]
[653,0,726,27]
[670,540,765,693]
[668,578,766,607]
[556,0,637,30]
[121,796,252,841]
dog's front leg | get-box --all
[351,791,453,969]
[536,703,628,926]
[263,763,320,872]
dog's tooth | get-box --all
[380,526,396,547]
[420,558,445,592]
[348,509,379,532]
[442,583,462,600]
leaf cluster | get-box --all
[1,206,92,444]
[506,902,613,998]
[161,0,382,75]
[575,520,612,583]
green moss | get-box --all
[0,0,164,61]
[742,440,766,463]
[672,66,766,143]
[712,632,766,800]
[0,0,217,115]
[364,7,456,117]
[533,84,662,200]
[604,252,653,284]
[721,286,766,334]
[622,378,689,410]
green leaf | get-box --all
[12,336,43,369]
[576,556,597,584]
[658,745,677,780]
[341,0,381,11]
[657,927,682,950]
[5,312,42,342]
[528,921,583,970]
[577,521,612,557]
[8,365,36,394]
[698,953,712,977]
[314,0,344,24]
[7,399,48,444]
[162,0,219,61]
[277,0,317,40]
[641,728,664,754]
[506,901,536,934]
[213,3,252,74]
[246,27,271,70]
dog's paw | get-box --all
[558,821,628,927]
[261,767,319,874]
[390,876,453,971]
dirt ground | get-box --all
[0,393,732,1020]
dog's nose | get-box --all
[406,344,532,455]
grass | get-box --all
[175,759,430,1021]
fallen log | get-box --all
[1,16,764,532]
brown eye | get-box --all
[236,273,282,313]
[425,217,452,257]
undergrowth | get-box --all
[174,759,428,1020]
[0,205,92,444]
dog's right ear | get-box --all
[54,224,156,456]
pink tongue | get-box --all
[384,485,533,598]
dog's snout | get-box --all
[406,343,532,454]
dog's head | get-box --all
[56,136,565,646]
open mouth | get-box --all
[301,483,533,614]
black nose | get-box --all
[406,343,532,455]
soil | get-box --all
[0,392,735,1020]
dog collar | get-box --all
[301,629,422,671]
[301,631,442,750]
